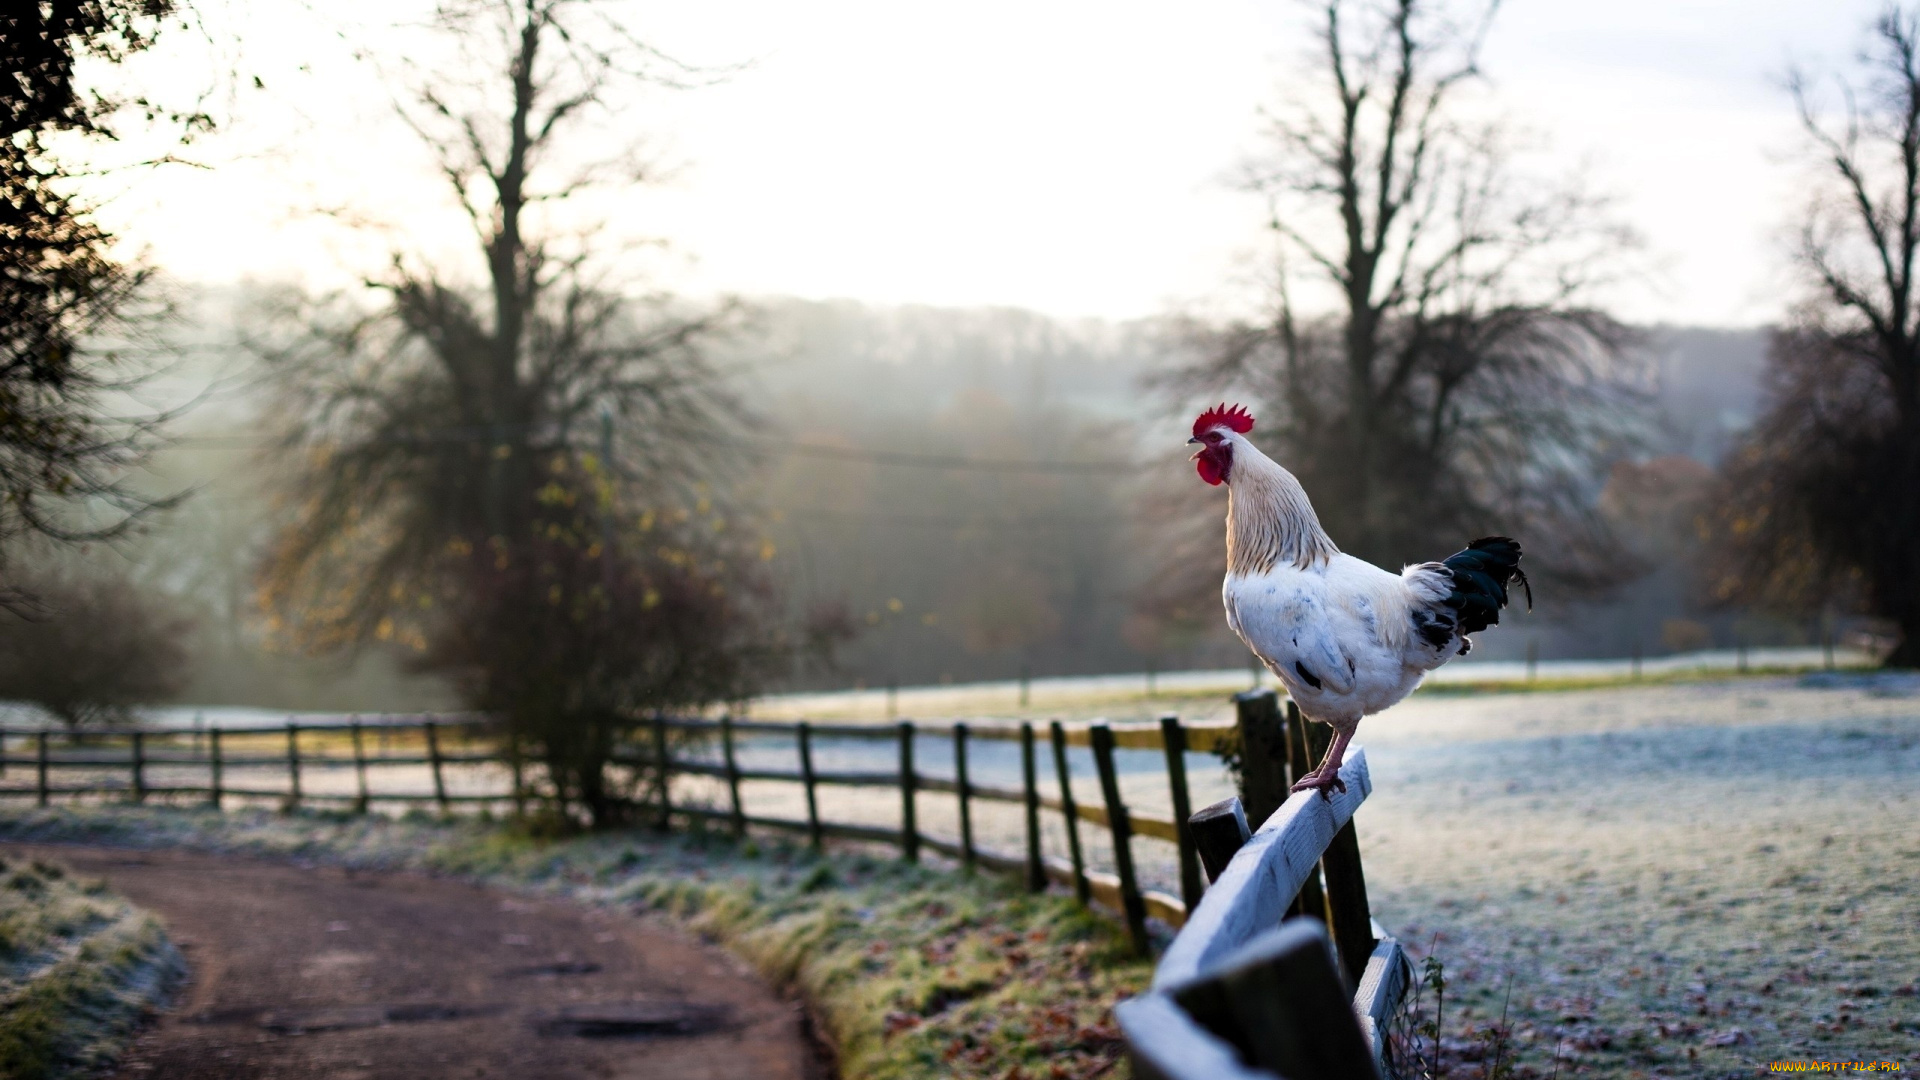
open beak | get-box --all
[1187,435,1202,460]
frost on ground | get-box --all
[0,855,184,1079]
[1351,675,1920,1078]
[0,805,1146,1080]
[0,674,1912,1079]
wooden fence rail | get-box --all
[0,691,1386,974]
[1117,690,1413,1080]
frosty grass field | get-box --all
[0,667,1913,1076]
[781,670,1920,1074]
[748,668,1920,1075]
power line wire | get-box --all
[168,429,1149,475]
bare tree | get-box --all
[1151,0,1642,636]
[256,1,790,824]
[0,2,208,591]
[1704,7,1920,666]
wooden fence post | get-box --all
[1167,919,1378,1080]
[650,713,672,830]
[1189,796,1252,883]
[1090,723,1150,956]
[1020,722,1044,892]
[1285,701,1329,923]
[797,721,821,850]
[1232,689,1290,829]
[507,730,526,819]
[208,727,223,809]
[720,715,745,837]
[36,732,48,807]
[954,721,974,870]
[424,721,447,813]
[285,722,302,809]
[130,731,145,804]
[1160,714,1202,910]
[1320,815,1375,987]
[1050,720,1089,904]
[350,721,370,813]
[897,721,919,862]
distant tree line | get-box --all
[1704,6,1920,667]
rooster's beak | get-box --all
[1186,436,1201,445]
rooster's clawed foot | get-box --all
[1288,770,1347,799]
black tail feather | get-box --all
[1440,536,1529,635]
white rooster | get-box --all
[1188,403,1530,795]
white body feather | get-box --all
[1225,554,1457,726]
[1206,427,1471,729]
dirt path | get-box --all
[1,843,826,1080]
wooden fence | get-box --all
[1116,693,1414,1079]
[0,691,1393,977]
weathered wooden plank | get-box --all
[1234,690,1290,831]
[350,722,370,813]
[1190,796,1252,884]
[1167,919,1379,1080]
[1286,701,1330,923]
[954,722,974,869]
[505,728,523,818]
[792,722,899,740]
[1028,790,1180,841]
[720,715,745,837]
[1036,854,1099,900]
[717,766,899,786]
[897,721,918,862]
[1091,724,1149,956]
[1320,817,1375,986]
[1020,722,1045,892]
[1159,715,1202,910]
[672,805,904,847]
[1115,992,1276,1080]
[650,713,671,829]
[952,717,1237,752]
[1153,746,1371,991]
[797,721,822,849]
[960,779,1024,804]
[207,728,222,809]
[286,722,303,807]
[1353,936,1411,1074]
[1142,890,1186,927]
[1049,721,1090,905]
[1178,723,1238,755]
[1123,810,1180,843]
[916,834,1019,874]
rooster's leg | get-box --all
[1289,726,1354,798]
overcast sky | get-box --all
[92,0,1892,327]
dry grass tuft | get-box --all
[0,856,183,1079]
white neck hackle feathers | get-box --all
[1222,433,1339,576]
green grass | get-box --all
[0,856,183,1080]
[0,805,1149,1080]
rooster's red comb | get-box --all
[1192,402,1255,438]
